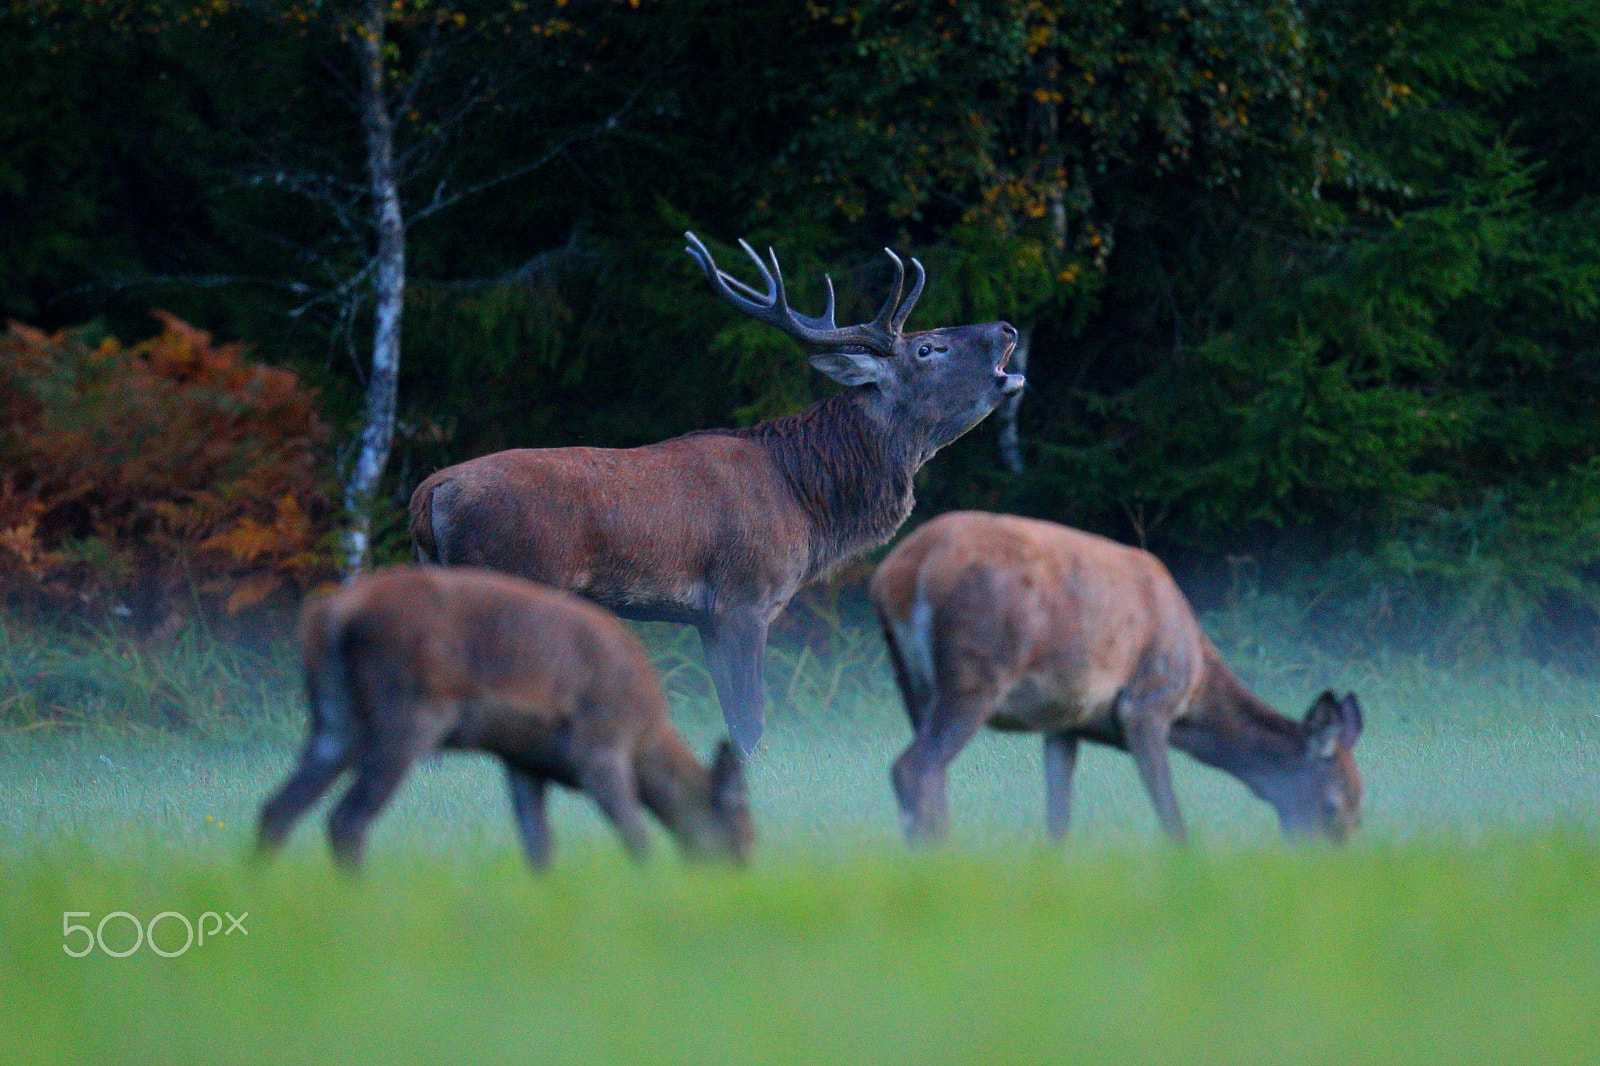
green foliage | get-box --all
[3,0,1600,648]
[879,0,1600,654]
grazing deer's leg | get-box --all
[700,609,769,757]
[256,730,356,857]
[505,765,553,869]
[882,619,935,733]
[891,696,990,845]
[326,711,448,870]
[1115,692,1187,843]
[1043,732,1080,841]
[326,754,415,871]
[578,750,653,861]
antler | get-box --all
[685,232,926,353]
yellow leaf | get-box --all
[225,572,283,616]
[200,518,279,562]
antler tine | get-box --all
[868,248,907,333]
[767,246,840,332]
[717,271,769,304]
[685,231,770,315]
[737,239,779,304]
[685,231,902,352]
[819,275,837,328]
[889,257,927,334]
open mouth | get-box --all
[995,343,1025,393]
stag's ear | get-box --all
[810,350,891,388]
[709,738,748,813]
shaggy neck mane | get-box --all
[687,390,914,577]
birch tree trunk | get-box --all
[341,0,406,574]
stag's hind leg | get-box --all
[1043,732,1081,841]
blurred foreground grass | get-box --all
[2,837,1597,1065]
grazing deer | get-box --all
[410,234,1024,756]
[255,565,752,870]
[870,512,1364,845]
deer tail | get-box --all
[408,476,442,563]
[300,595,358,753]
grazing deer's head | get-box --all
[1267,692,1365,842]
[685,234,1024,463]
[679,739,755,863]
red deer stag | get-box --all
[410,234,1024,755]
[871,512,1364,844]
[256,565,752,870]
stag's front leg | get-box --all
[700,608,770,757]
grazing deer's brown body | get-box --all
[410,234,1023,755]
[871,512,1364,844]
[255,565,752,870]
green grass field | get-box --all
[2,607,1598,1063]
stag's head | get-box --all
[686,233,1024,459]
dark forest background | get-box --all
[3,0,1600,664]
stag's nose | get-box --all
[1000,322,1018,342]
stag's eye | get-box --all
[917,343,933,358]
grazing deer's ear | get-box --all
[710,738,748,812]
[810,350,891,388]
[1337,692,1364,749]
[1304,690,1346,759]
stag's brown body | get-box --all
[255,565,751,869]
[871,511,1364,844]
[411,393,912,626]
[411,235,1023,754]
